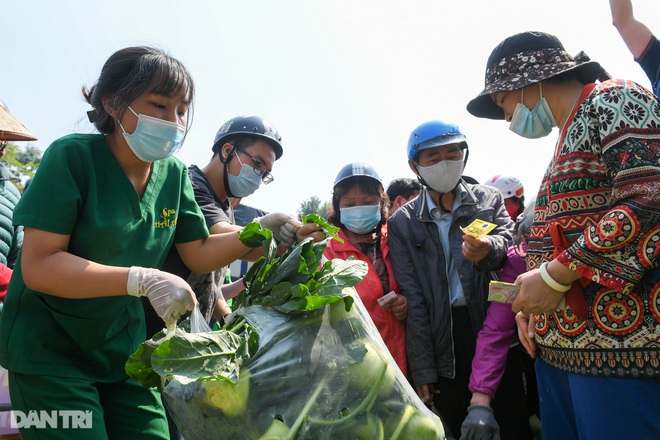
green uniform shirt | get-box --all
[0,134,209,381]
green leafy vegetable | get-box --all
[233,222,366,313]
[127,219,366,389]
[302,213,343,243]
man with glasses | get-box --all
[150,115,322,333]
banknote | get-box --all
[488,281,520,304]
[460,219,497,239]
[377,291,398,307]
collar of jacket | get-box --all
[332,224,384,252]
[415,180,481,222]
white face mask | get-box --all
[416,159,464,193]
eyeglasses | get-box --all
[235,146,274,184]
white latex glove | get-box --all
[255,213,302,248]
[280,219,302,248]
[127,267,196,327]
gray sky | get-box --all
[1,0,656,214]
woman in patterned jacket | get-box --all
[467,31,660,439]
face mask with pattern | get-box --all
[416,159,464,193]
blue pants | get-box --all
[535,359,660,440]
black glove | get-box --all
[460,405,500,440]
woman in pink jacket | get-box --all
[323,162,408,377]
[466,201,538,439]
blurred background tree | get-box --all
[2,142,42,191]
[297,196,330,220]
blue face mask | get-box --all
[509,84,555,139]
[120,106,186,162]
[340,205,381,234]
[227,153,262,198]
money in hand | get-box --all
[377,291,397,308]
[488,281,520,304]
[460,219,497,239]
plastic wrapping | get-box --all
[162,288,445,439]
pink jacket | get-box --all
[468,245,524,398]
[324,225,408,377]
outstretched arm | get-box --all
[610,0,653,59]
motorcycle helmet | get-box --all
[485,175,524,199]
[334,162,382,187]
[407,120,467,161]
[212,115,283,160]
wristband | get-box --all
[539,262,571,292]
[241,277,248,289]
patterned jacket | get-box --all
[529,79,660,378]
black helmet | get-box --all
[334,162,382,187]
[212,115,283,159]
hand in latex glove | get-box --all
[279,219,302,248]
[460,405,500,440]
[255,213,302,248]
[127,267,196,327]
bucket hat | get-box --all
[0,100,37,141]
[467,31,603,120]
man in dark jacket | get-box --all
[388,120,529,440]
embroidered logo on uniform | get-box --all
[155,208,177,228]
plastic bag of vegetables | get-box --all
[126,218,446,439]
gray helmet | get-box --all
[212,115,283,159]
[334,162,382,187]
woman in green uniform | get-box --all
[0,46,315,439]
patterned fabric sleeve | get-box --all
[557,80,660,293]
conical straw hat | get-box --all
[0,102,37,141]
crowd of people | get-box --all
[0,1,658,439]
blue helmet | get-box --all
[407,120,467,161]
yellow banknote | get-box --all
[460,219,497,239]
